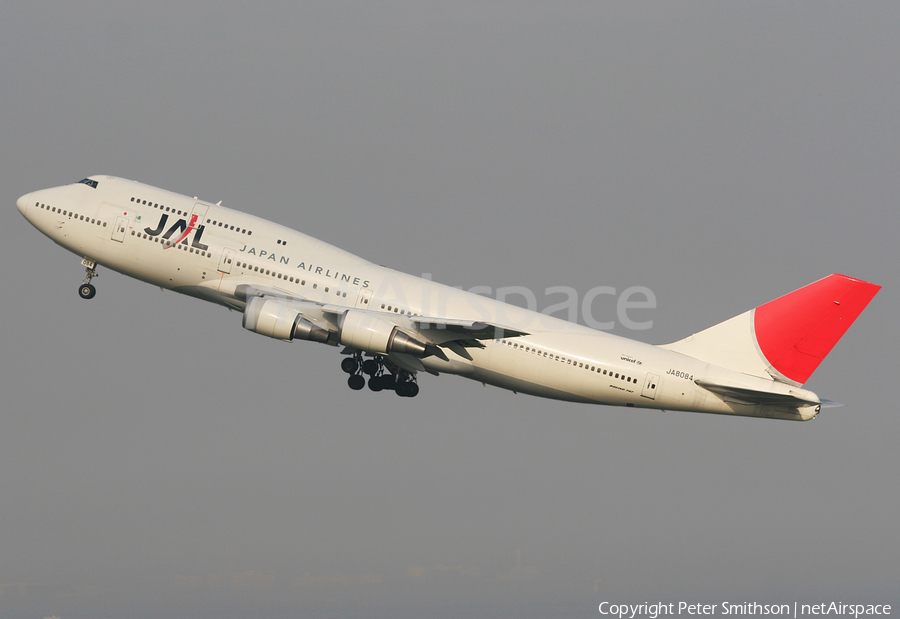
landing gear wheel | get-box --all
[368,376,384,391]
[341,357,359,374]
[348,374,365,390]
[396,380,419,397]
[78,283,96,299]
[362,359,380,376]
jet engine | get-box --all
[242,297,330,343]
[339,309,441,358]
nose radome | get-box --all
[17,192,31,216]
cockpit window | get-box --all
[77,178,98,189]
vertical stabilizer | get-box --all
[661,274,880,385]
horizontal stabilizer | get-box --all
[695,379,820,407]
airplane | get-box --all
[16,175,880,421]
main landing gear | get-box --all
[78,258,98,299]
[341,353,419,397]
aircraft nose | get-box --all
[17,192,31,216]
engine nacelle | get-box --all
[339,310,430,357]
[242,297,330,343]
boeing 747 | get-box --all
[16,176,880,420]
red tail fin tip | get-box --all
[753,274,881,384]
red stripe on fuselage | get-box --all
[165,214,198,249]
[753,274,881,384]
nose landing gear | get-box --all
[79,258,98,299]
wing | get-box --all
[236,284,528,368]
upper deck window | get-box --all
[77,178,98,189]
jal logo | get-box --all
[144,213,209,251]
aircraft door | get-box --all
[641,373,659,400]
[218,248,236,273]
[355,288,373,309]
[111,216,128,243]
[191,202,209,222]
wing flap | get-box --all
[319,305,528,342]
[412,317,528,340]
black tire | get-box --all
[368,376,384,392]
[406,382,419,397]
[347,374,365,390]
[396,381,411,397]
[78,283,96,299]
[362,359,379,376]
[341,357,359,374]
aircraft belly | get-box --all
[469,365,598,404]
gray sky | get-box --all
[2,2,898,617]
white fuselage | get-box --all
[17,176,821,420]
